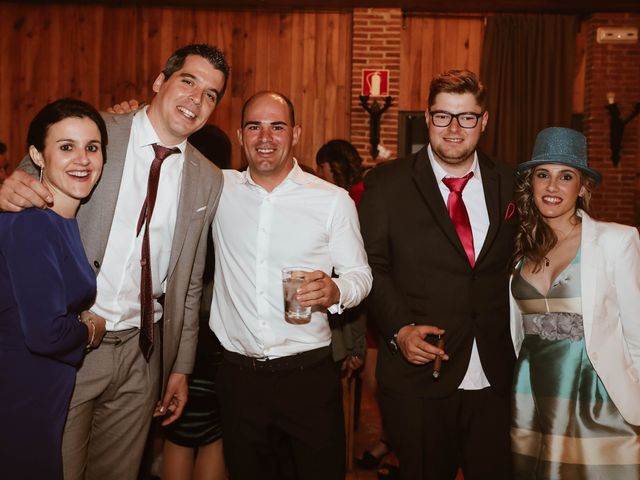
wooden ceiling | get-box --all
[10,0,640,13]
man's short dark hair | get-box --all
[240,91,295,127]
[162,44,230,100]
[428,69,487,110]
[0,142,6,155]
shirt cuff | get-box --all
[327,279,346,314]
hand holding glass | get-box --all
[282,267,313,324]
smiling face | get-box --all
[147,54,226,145]
[531,164,586,224]
[29,116,104,217]
[426,92,488,176]
[237,93,301,191]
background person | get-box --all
[0,98,107,479]
[510,127,640,479]
[161,124,232,480]
[316,139,395,476]
[0,141,8,182]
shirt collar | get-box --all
[133,106,187,154]
[237,158,314,186]
[427,144,481,182]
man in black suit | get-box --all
[359,70,516,480]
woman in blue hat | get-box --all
[509,127,640,478]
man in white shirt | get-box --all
[359,70,517,479]
[211,91,372,480]
[0,44,229,480]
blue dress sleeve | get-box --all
[1,213,88,365]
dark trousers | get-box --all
[380,386,513,480]
[217,347,345,480]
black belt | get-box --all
[223,346,331,372]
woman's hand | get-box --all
[80,310,107,349]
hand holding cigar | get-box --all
[432,335,446,379]
[396,325,448,365]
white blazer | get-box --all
[510,210,640,425]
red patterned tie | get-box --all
[442,172,475,267]
[137,143,180,361]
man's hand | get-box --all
[396,324,448,365]
[0,170,52,212]
[153,373,188,426]
[106,99,141,114]
[296,270,340,308]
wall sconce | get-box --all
[360,95,393,159]
[606,91,640,167]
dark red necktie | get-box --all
[137,143,180,361]
[442,172,475,267]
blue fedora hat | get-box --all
[516,127,602,185]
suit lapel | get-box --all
[411,147,470,265]
[579,211,597,347]
[167,144,199,278]
[475,152,501,265]
[77,112,134,264]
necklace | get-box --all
[543,220,580,267]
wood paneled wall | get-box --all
[400,15,485,111]
[0,4,352,169]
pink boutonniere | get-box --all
[504,200,516,221]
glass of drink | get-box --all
[282,267,313,324]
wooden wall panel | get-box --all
[0,4,352,170]
[400,15,485,111]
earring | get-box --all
[39,166,44,183]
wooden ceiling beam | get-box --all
[7,0,640,13]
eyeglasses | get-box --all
[428,111,484,129]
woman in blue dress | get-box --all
[510,127,640,479]
[0,98,108,480]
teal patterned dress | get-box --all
[511,248,640,479]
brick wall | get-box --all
[584,13,640,225]
[350,8,402,163]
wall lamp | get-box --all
[360,95,393,159]
[606,91,640,167]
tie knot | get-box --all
[442,171,474,194]
[152,143,180,162]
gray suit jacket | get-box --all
[20,111,223,393]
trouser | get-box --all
[62,326,161,480]
[217,346,345,480]
[380,386,513,480]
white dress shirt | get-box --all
[93,108,186,331]
[210,160,372,358]
[428,145,491,390]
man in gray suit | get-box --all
[0,44,229,480]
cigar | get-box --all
[432,335,445,379]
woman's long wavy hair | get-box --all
[510,167,596,273]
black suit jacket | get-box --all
[358,146,517,397]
